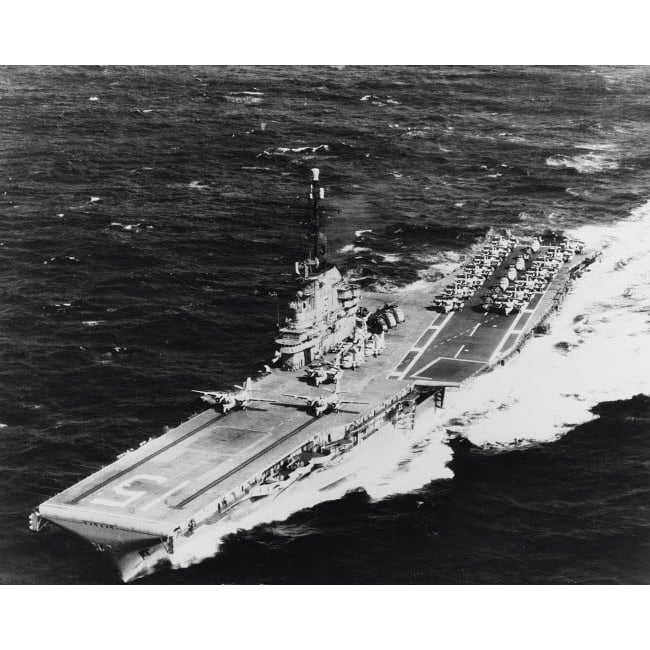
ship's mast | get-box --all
[295,167,326,278]
[309,167,325,261]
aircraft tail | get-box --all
[245,377,252,393]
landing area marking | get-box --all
[411,356,485,384]
[395,312,454,379]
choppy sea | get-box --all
[0,65,648,584]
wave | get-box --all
[110,222,140,231]
[565,187,593,198]
[44,255,79,265]
[224,93,263,105]
[546,152,619,174]
[573,142,619,151]
[380,253,401,263]
[257,144,329,158]
[360,94,400,106]
[339,244,371,254]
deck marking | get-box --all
[174,416,320,508]
[139,481,191,512]
[69,413,225,504]
[454,345,465,358]
[489,312,525,363]
[469,323,481,337]
[411,356,484,380]
[398,312,454,379]
[91,474,167,508]
[490,281,553,363]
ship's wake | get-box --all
[156,200,650,578]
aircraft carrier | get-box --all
[29,169,601,581]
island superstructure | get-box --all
[29,169,601,581]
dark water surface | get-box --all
[0,66,648,584]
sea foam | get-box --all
[546,152,619,174]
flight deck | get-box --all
[37,242,594,548]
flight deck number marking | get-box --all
[91,474,167,508]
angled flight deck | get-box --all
[392,246,578,386]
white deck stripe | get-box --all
[469,323,481,337]
[489,310,526,363]
[489,283,553,363]
[411,356,484,380]
[398,312,454,379]
[454,344,465,358]
[139,481,191,512]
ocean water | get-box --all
[0,65,648,584]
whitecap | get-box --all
[189,180,208,189]
[355,229,372,237]
[89,196,101,203]
[110,222,141,231]
[573,142,619,151]
[88,96,99,101]
[339,244,371,254]
[257,144,329,158]
[82,320,104,327]
[224,94,263,104]
[380,253,401,263]
[546,152,619,174]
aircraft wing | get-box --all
[339,400,370,405]
[282,393,311,402]
[192,390,223,398]
[248,396,277,403]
